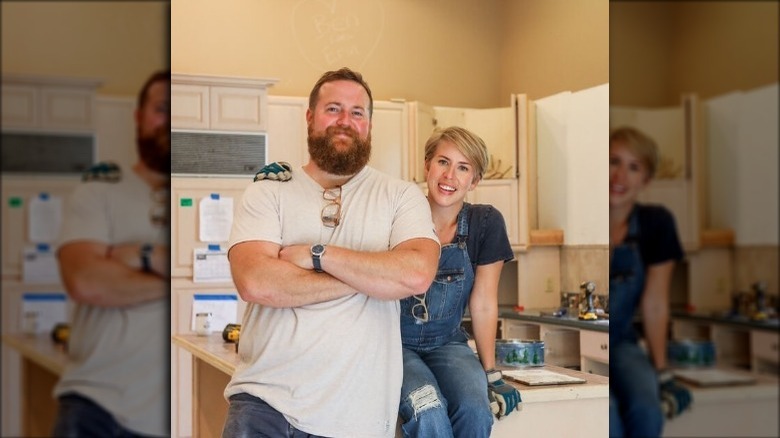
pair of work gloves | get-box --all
[486,369,522,419]
[658,369,693,419]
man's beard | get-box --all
[307,125,371,176]
[137,124,170,174]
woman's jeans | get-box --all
[609,342,664,437]
[399,342,493,438]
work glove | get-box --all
[486,369,521,419]
[658,369,693,419]
[254,161,292,182]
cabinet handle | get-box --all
[600,343,608,350]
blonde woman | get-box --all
[398,127,519,437]
[609,126,691,437]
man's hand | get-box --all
[487,369,521,419]
[658,370,693,419]
[279,244,314,271]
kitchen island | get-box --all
[172,333,609,438]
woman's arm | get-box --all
[468,260,504,370]
[640,260,676,370]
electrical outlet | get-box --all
[545,277,553,293]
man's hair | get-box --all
[609,126,659,179]
[424,126,490,183]
[308,67,373,117]
[137,69,170,109]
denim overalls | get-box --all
[398,203,493,438]
[401,203,474,350]
[609,206,664,437]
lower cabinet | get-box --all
[500,319,608,376]
[672,317,778,376]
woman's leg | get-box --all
[425,342,493,438]
[398,348,454,438]
[610,342,664,437]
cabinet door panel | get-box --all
[579,329,609,364]
[171,84,209,130]
[210,86,266,132]
[171,178,250,278]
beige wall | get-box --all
[172,0,608,108]
[1,2,169,97]
[611,1,778,107]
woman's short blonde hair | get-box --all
[424,126,489,183]
[609,126,659,179]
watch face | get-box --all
[312,244,325,255]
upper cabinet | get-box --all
[535,84,610,247]
[2,74,101,133]
[171,74,277,132]
[407,96,526,249]
[705,83,778,247]
[611,94,704,251]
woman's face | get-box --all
[425,140,478,208]
[609,140,650,209]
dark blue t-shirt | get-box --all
[455,203,515,271]
[634,203,684,266]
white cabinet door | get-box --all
[580,329,609,376]
[171,83,209,130]
[466,179,519,247]
[1,84,38,128]
[266,96,308,172]
[170,177,251,278]
[370,101,408,180]
[210,86,267,132]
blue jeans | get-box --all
[399,342,493,438]
[609,342,664,437]
[222,393,328,438]
[52,393,157,438]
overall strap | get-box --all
[455,203,471,246]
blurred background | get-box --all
[1,2,168,436]
[610,2,778,437]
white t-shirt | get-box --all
[55,171,169,436]
[226,165,437,438]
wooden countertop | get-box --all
[171,333,609,404]
[1,333,68,375]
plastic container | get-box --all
[496,339,545,368]
[667,339,716,368]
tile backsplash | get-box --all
[560,246,609,294]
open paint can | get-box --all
[496,339,545,368]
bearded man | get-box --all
[53,70,170,437]
[221,67,440,438]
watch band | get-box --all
[311,244,326,272]
[140,243,154,273]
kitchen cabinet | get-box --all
[173,333,609,438]
[751,330,779,375]
[266,96,309,172]
[2,74,100,132]
[170,177,250,278]
[171,74,277,132]
[671,315,778,375]
[501,317,606,375]
[611,95,705,252]
[579,329,609,376]
[1,176,80,277]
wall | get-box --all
[1,2,169,98]
[172,0,608,108]
[610,1,778,107]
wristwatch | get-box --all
[140,243,154,273]
[311,244,326,272]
